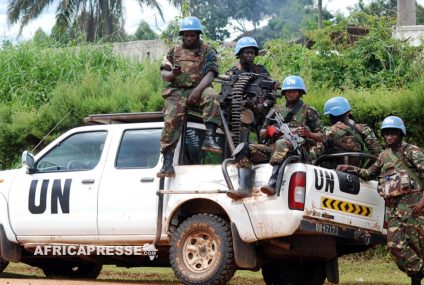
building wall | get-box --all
[393,25,424,46]
[112,39,169,61]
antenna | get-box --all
[31,108,73,153]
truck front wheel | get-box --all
[170,214,236,285]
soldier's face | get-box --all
[382,129,401,147]
[284,90,301,103]
[182,31,200,48]
[240,48,256,65]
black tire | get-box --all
[0,249,9,273]
[0,260,8,273]
[262,261,326,285]
[170,214,236,285]
[42,262,102,279]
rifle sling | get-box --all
[333,123,369,153]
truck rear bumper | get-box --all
[299,218,386,246]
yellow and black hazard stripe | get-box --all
[321,197,372,217]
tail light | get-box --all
[288,171,306,210]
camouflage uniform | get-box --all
[226,62,269,76]
[265,100,322,165]
[160,41,221,153]
[350,143,424,276]
[226,62,272,169]
[310,119,381,167]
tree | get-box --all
[169,0,284,41]
[133,21,158,40]
[7,0,163,42]
[397,0,416,25]
[352,0,424,25]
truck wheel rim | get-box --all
[182,230,217,273]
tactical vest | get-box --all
[331,122,367,153]
[377,145,423,198]
[173,42,207,88]
[277,101,309,128]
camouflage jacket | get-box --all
[351,143,424,196]
[311,119,381,158]
[160,41,219,88]
[262,100,322,133]
[225,62,269,76]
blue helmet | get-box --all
[179,16,203,35]
[381,116,406,135]
[324,96,351,116]
[281,75,307,94]
[235,37,259,56]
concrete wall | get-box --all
[393,25,424,46]
[112,39,169,61]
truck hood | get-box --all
[0,169,20,195]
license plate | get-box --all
[315,223,339,236]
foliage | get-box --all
[169,0,291,42]
[132,21,158,41]
[0,44,164,168]
[7,0,163,42]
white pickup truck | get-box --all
[0,112,386,285]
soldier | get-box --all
[225,37,275,200]
[337,116,424,285]
[260,75,324,196]
[226,37,269,76]
[157,16,222,178]
[310,96,381,168]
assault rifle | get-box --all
[268,109,304,154]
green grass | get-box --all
[0,256,411,284]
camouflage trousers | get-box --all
[236,144,272,168]
[386,192,424,276]
[160,87,221,153]
[269,138,310,165]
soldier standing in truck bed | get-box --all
[157,16,222,178]
[226,37,269,76]
[225,37,274,200]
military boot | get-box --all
[202,123,223,153]
[260,165,280,196]
[157,151,175,178]
[227,167,254,200]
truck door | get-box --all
[9,131,108,237]
[97,128,162,236]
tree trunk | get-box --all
[318,0,323,29]
[397,0,416,26]
[182,0,190,17]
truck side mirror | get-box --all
[22,151,35,174]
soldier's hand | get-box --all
[410,198,424,216]
[297,126,310,138]
[188,88,202,105]
[172,65,182,76]
[336,164,354,172]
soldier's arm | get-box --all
[362,125,382,156]
[160,49,177,82]
[406,144,424,179]
[349,152,384,179]
[303,107,324,142]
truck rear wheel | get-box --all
[170,214,236,285]
[262,261,326,285]
[42,262,102,279]
[0,260,8,273]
